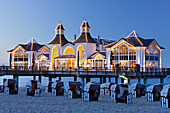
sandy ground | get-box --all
[0,91,170,113]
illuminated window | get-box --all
[13,48,28,66]
[64,47,75,55]
[41,57,46,62]
[52,47,59,67]
[111,42,136,68]
[145,41,159,69]
[95,55,103,60]
[77,45,85,66]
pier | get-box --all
[0,66,168,92]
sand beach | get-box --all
[0,91,169,113]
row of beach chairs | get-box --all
[0,79,170,108]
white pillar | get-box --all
[71,59,72,67]
[159,50,162,68]
[106,48,111,68]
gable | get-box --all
[13,45,26,53]
[111,39,135,50]
[38,46,50,53]
[148,40,160,50]
[88,52,106,59]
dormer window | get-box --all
[57,30,60,34]
[61,31,64,34]
[81,28,85,33]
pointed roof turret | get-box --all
[73,20,96,44]
[48,22,69,46]
[80,20,90,28]
[126,30,139,38]
[55,22,65,30]
[28,38,38,44]
[125,30,143,46]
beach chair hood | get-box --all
[161,84,170,97]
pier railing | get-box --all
[0,66,167,72]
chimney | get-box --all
[97,35,100,41]
[74,34,76,40]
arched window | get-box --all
[41,57,47,62]
[52,47,59,67]
[95,55,103,60]
[111,42,136,68]
[14,48,28,66]
[145,42,159,69]
[77,45,85,66]
[64,47,75,55]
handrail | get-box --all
[0,66,170,75]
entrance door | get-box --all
[95,60,103,69]
[61,61,67,69]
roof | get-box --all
[48,23,69,46]
[93,38,115,45]
[48,34,69,46]
[38,54,49,59]
[80,21,90,28]
[104,30,165,49]
[73,33,97,44]
[87,51,106,59]
[54,55,75,59]
[8,39,48,52]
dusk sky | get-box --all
[0,0,170,67]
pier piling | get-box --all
[100,77,103,84]
[49,77,52,82]
[144,78,147,92]
[81,78,84,92]
[115,77,118,84]
[103,77,106,83]
[160,77,164,85]
[86,77,90,83]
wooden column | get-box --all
[109,77,111,82]
[103,77,106,83]
[121,78,124,83]
[160,77,164,86]
[81,78,84,92]
[74,76,77,81]
[49,77,52,82]
[128,78,130,84]
[100,77,103,84]
[115,77,118,84]
[144,78,147,92]
[33,76,36,80]
[59,76,61,81]
[86,77,90,83]
[138,78,140,83]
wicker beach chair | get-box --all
[116,84,132,104]
[45,81,54,93]
[66,81,81,99]
[130,83,145,98]
[110,84,120,102]
[83,82,100,102]
[105,82,115,96]
[160,84,170,108]
[4,79,18,94]
[0,79,7,92]
[147,84,163,101]
[51,81,64,96]
[26,80,42,97]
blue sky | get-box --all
[0,0,170,67]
